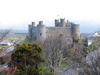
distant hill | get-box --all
[0,29,28,35]
[81,33,93,36]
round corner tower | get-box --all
[72,24,80,40]
[37,21,46,42]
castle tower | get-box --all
[72,24,80,40]
[55,19,59,27]
[60,18,65,27]
[32,22,35,27]
[28,22,35,37]
[28,24,33,37]
[37,21,46,42]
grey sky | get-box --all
[0,0,100,33]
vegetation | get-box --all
[87,37,100,53]
[73,39,79,43]
[8,43,44,75]
[0,57,5,65]
[5,34,26,41]
[0,31,100,75]
[0,30,10,40]
[0,46,8,49]
[23,37,36,44]
[42,35,67,73]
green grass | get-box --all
[60,62,68,67]
[40,63,59,75]
[6,36,25,40]
[4,34,26,41]
[0,46,8,49]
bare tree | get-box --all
[0,29,10,40]
[42,35,69,73]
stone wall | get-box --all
[46,27,72,38]
[28,18,80,43]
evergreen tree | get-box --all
[9,43,44,75]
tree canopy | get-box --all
[9,43,44,75]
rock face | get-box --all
[86,50,100,65]
[86,50,100,74]
[61,68,78,75]
[28,18,80,43]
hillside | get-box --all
[0,29,28,34]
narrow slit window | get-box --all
[40,33,42,35]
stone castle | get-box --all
[28,18,80,43]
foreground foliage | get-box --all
[8,43,44,75]
[0,57,5,65]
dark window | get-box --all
[40,33,42,35]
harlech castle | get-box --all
[28,18,80,43]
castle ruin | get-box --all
[28,18,80,43]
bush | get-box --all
[8,43,44,75]
[0,57,5,65]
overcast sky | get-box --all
[0,0,100,33]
